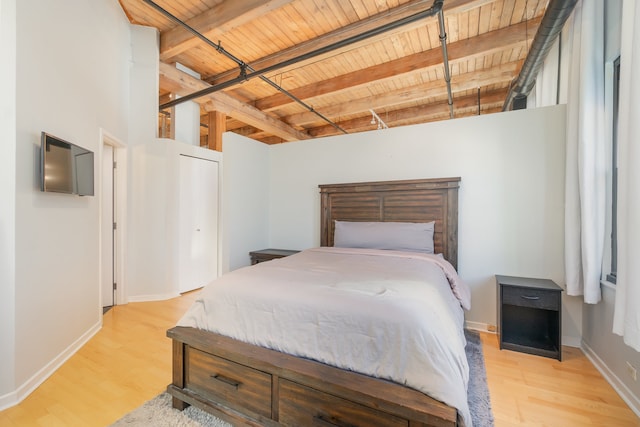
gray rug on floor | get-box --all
[465,329,495,427]
[110,330,493,426]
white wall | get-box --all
[124,26,227,302]
[124,23,158,302]
[1,0,224,408]
[583,285,640,411]
[129,25,159,146]
[222,133,270,272]
[127,139,222,301]
[174,63,201,146]
[226,105,582,342]
[0,0,17,400]
[6,0,131,406]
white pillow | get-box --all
[333,220,435,253]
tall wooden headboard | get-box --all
[319,177,460,270]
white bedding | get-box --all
[177,247,473,426]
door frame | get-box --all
[99,128,127,312]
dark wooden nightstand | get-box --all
[496,275,563,360]
[249,248,300,265]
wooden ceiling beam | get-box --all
[255,17,541,111]
[231,126,259,136]
[285,62,519,126]
[244,130,274,141]
[207,111,225,152]
[206,0,494,85]
[201,115,251,133]
[159,61,309,141]
[307,88,508,137]
[159,93,172,105]
[249,104,505,142]
[220,119,251,132]
[159,0,296,61]
[242,88,506,141]
[259,136,287,145]
[414,106,503,124]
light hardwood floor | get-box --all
[481,333,639,426]
[1,292,638,427]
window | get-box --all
[607,57,620,284]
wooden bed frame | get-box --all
[167,177,461,427]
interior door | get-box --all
[101,144,115,308]
[178,155,219,293]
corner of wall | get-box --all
[0,0,17,400]
[582,339,640,418]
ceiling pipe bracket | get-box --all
[238,63,248,80]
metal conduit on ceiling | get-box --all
[143,0,347,134]
[502,0,578,111]
[149,0,454,126]
[437,6,454,119]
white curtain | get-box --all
[564,0,606,304]
[613,0,640,351]
[533,38,560,107]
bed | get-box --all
[167,177,468,427]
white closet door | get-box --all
[178,155,219,293]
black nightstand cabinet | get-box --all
[496,275,563,361]
[249,249,300,265]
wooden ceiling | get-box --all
[117,0,548,145]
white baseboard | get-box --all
[126,292,180,303]
[582,340,640,418]
[563,335,581,348]
[0,320,102,411]
[0,290,181,411]
[464,321,495,333]
[464,321,581,348]
[0,386,17,411]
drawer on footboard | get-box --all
[186,347,272,418]
[278,379,407,427]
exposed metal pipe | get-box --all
[502,0,578,111]
[143,0,346,133]
[437,6,454,119]
[155,0,445,111]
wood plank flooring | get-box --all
[481,333,640,426]
[0,292,198,427]
[0,292,638,426]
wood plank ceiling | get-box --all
[117,0,548,146]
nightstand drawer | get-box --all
[502,286,560,311]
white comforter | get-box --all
[177,247,473,426]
